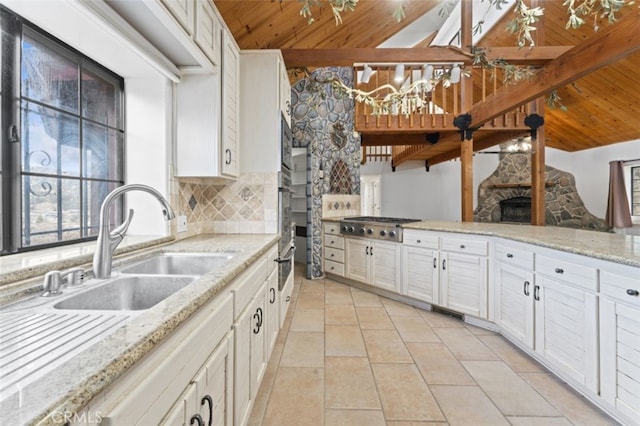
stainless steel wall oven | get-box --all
[275,115,294,290]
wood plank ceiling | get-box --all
[214,0,640,156]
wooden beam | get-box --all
[468,6,640,128]
[530,0,546,227]
[281,46,571,67]
[460,0,474,222]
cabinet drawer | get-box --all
[324,234,344,250]
[495,243,534,270]
[403,230,439,249]
[535,254,597,292]
[601,269,640,308]
[325,259,344,276]
[323,222,342,236]
[231,257,268,318]
[324,247,344,263]
[441,236,488,256]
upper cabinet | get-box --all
[194,0,222,66]
[160,0,195,35]
[221,30,240,177]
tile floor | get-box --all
[248,265,619,426]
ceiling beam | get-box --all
[361,129,526,146]
[468,6,640,128]
[281,46,571,67]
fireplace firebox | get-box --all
[500,197,532,223]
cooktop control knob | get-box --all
[359,228,365,234]
[349,226,355,232]
[341,226,348,232]
[389,231,397,238]
[367,228,373,235]
[380,230,387,237]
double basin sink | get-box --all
[53,252,236,311]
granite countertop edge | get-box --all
[0,234,279,426]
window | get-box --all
[632,166,640,217]
[1,6,124,254]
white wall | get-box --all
[361,138,640,221]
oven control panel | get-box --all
[340,222,404,242]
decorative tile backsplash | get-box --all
[175,172,278,237]
[322,194,361,218]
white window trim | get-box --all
[623,161,640,226]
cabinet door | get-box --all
[345,238,369,283]
[534,277,598,392]
[278,55,291,126]
[600,299,640,423]
[370,240,401,292]
[194,0,221,65]
[196,334,234,426]
[495,261,534,349]
[161,382,198,426]
[440,252,488,318]
[161,0,195,35]
[233,305,252,426]
[402,245,439,304]
[221,29,239,177]
[249,287,267,402]
[264,268,279,359]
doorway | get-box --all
[360,175,382,216]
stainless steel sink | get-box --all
[53,275,196,311]
[118,253,235,276]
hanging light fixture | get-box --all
[361,64,372,84]
[422,64,434,81]
[394,64,405,83]
[450,64,461,84]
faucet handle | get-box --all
[42,271,62,297]
[63,267,85,286]
[111,208,135,238]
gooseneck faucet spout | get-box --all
[92,184,176,279]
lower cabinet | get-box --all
[495,261,534,349]
[345,237,401,292]
[264,267,279,359]
[401,244,439,304]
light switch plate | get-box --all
[177,215,187,233]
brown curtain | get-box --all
[605,160,632,228]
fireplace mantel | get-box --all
[488,182,555,189]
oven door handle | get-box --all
[278,187,295,194]
[275,247,296,263]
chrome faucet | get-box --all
[92,184,176,279]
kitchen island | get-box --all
[0,234,279,425]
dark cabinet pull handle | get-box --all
[554,268,564,274]
[534,285,540,301]
[442,259,446,270]
[253,307,263,334]
[627,289,639,296]
[524,281,530,296]
[366,246,369,255]
[286,296,291,302]
[190,414,204,426]
[201,395,213,426]
[433,257,437,268]
[225,149,231,165]
[370,246,373,256]
[506,253,514,258]
[270,287,276,304]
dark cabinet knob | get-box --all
[460,244,465,249]
[626,289,639,296]
[554,268,564,274]
[506,253,514,258]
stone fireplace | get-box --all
[474,150,609,231]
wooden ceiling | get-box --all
[214,0,640,156]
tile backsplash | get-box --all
[175,172,278,237]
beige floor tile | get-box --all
[433,327,500,360]
[506,416,573,425]
[363,329,413,363]
[280,331,324,367]
[356,306,395,329]
[519,372,617,425]
[325,283,354,305]
[387,422,448,426]
[371,363,445,421]
[462,361,560,417]
[406,342,475,385]
[325,325,367,357]
[478,335,545,373]
[418,310,466,327]
[391,315,441,343]
[325,304,358,325]
[325,409,386,426]
[325,357,381,409]
[381,297,419,316]
[431,385,510,425]
[465,323,498,336]
[296,290,326,310]
[289,308,324,332]
[351,287,383,306]
[261,367,324,426]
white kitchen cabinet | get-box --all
[221,28,240,177]
[240,50,291,173]
[494,240,535,349]
[279,57,291,127]
[194,0,222,65]
[534,252,598,394]
[345,237,401,292]
[323,222,345,277]
[440,236,489,319]
[160,0,195,35]
[264,267,279,359]
[599,265,640,425]
[401,230,439,304]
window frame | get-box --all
[630,164,640,224]
[0,5,125,255]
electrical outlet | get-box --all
[177,215,187,233]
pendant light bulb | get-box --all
[361,64,372,84]
[450,64,461,84]
[394,64,405,83]
[422,64,433,81]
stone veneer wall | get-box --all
[474,152,609,231]
[173,173,278,238]
[291,67,360,278]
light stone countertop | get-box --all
[0,233,279,426]
[323,218,640,268]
